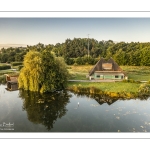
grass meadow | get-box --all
[68,65,150,81]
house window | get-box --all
[97,75,100,78]
[115,75,119,78]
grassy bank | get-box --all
[67,81,150,99]
[68,81,140,93]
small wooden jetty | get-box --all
[5,74,19,91]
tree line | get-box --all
[1,38,150,66]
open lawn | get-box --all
[68,65,92,80]
[121,66,150,81]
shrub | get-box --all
[0,65,11,70]
[75,57,84,65]
[11,62,23,66]
[65,58,75,65]
[122,79,136,83]
[138,83,150,95]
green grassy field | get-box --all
[68,65,150,81]
[68,65,92,80]
[121,66,150,81]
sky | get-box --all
[0,18,150,48]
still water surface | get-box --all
[0,84,150,132]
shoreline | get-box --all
[67,81,150,99]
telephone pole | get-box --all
[87,34,90,58]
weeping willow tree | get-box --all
[18,49,69,93]
[18,51,42,91]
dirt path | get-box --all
[68,80,148,83]
[68,80,116,82]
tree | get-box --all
[18,51,42,91]
[40,50,69,93]
[140,47,150,66]
[18,49,69,93]
[1,53,8,63]
[8,51,16,62]
[114,49,126,65]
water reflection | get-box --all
[71,92,150,105]
[73,92,118,105]
[19,90,71,131]
[1,83,150,132]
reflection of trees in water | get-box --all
[73,92,118,105]
[19,90,71,131]
[71,92,150,105]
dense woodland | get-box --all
[1,38,150,66]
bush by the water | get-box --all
[0,65,11,70]
[138,83,150,95]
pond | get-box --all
[0,84,150,132]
